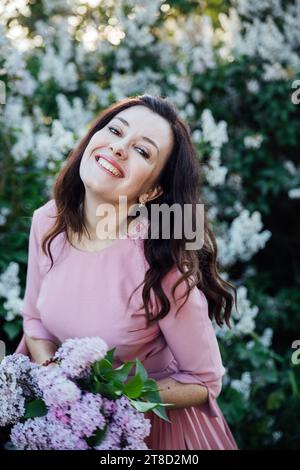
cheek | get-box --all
[86,132,105,153]
[128,162,156,190]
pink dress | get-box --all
[15,199,238,450]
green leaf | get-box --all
[86,425,108,447]
[106,347,116,365]
[135,358,148,382]
[24,399,47,419]
[142,378,159,392]
[92,380,123,397]
[110,361,135,382]
[129,399,162,413]
[142,388,163,404]
[92,358,113,377]
[123,373,144,399]
[152,404,172,423]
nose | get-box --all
[109,142,127,160]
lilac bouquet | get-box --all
[0,337,171,450]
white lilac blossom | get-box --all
[11,117,35,162]
[230,372,252,400]
[246,79,260,94]
[114,0,161,48]
[54,337,108,378]
[114,47,133,72]
[260,328,274,348]
[195,109,229,186]
[110,68,162,102]
[35,120,75,169]
[38,45,78,92]
[1,96,25,129]
[216,210,272,267]
[0,207,10,226]
[272,431,283,443]
[283,160,297,176]
[200,109,228,149]
[231,286,259,336]
[0,262,23,322]
[55,94,93,138]
[14,69,37,97]
[288,188,300,199]
[243,134,264,149]
[215,285,259,339]
[0,98,52,165]
[218,2,300,80]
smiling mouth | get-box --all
[94,156,123,178]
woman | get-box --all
[16,94,238,450]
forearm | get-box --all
[156,377,208,410]
[25,334,58,365]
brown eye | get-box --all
[136,147,150,159]
[108,126,150,159]
[108,126,120,135]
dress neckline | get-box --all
[67,217,149,255]
[68,235,128,255]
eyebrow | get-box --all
[113,117,160,154]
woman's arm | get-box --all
[156,377,208,410]
[25,334,58,365]
[155,268,226,416]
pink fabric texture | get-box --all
[15,199,238,450]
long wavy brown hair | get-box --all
[42,94,238,329]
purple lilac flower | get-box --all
[1,354,35,381]
[124,439,149,450]
[69,392,106,438]
[114,396,151,442]
[0,365,25,426]
[95,396,151,450]
[10,417,50,450]
[54,337,108,379]
[10,416,90,450]
[35,366,81,407]
[102,397,117,418]
[0,353,41,398]
[48,420,90,450]
[94,422,123,450]
[47,406,71,426]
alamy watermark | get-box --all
[0,80,5,105]
[94,196,205,251]
[0,340,6,361]
[291,80,300,105]
[291,340,300,365]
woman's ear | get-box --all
[150,185,163,201]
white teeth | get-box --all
[96,156,122,177]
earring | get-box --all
[138,201,145,208]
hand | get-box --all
[44,362,58,368]
[41,357,58,367]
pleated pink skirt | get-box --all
[144,404,238,450]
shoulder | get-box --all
[34,198,57,219]
[31,199,57,237]
[160,265,209,311]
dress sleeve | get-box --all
[157,267,226,417]
[20,209,58,343]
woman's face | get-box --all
[79,105,174,209]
